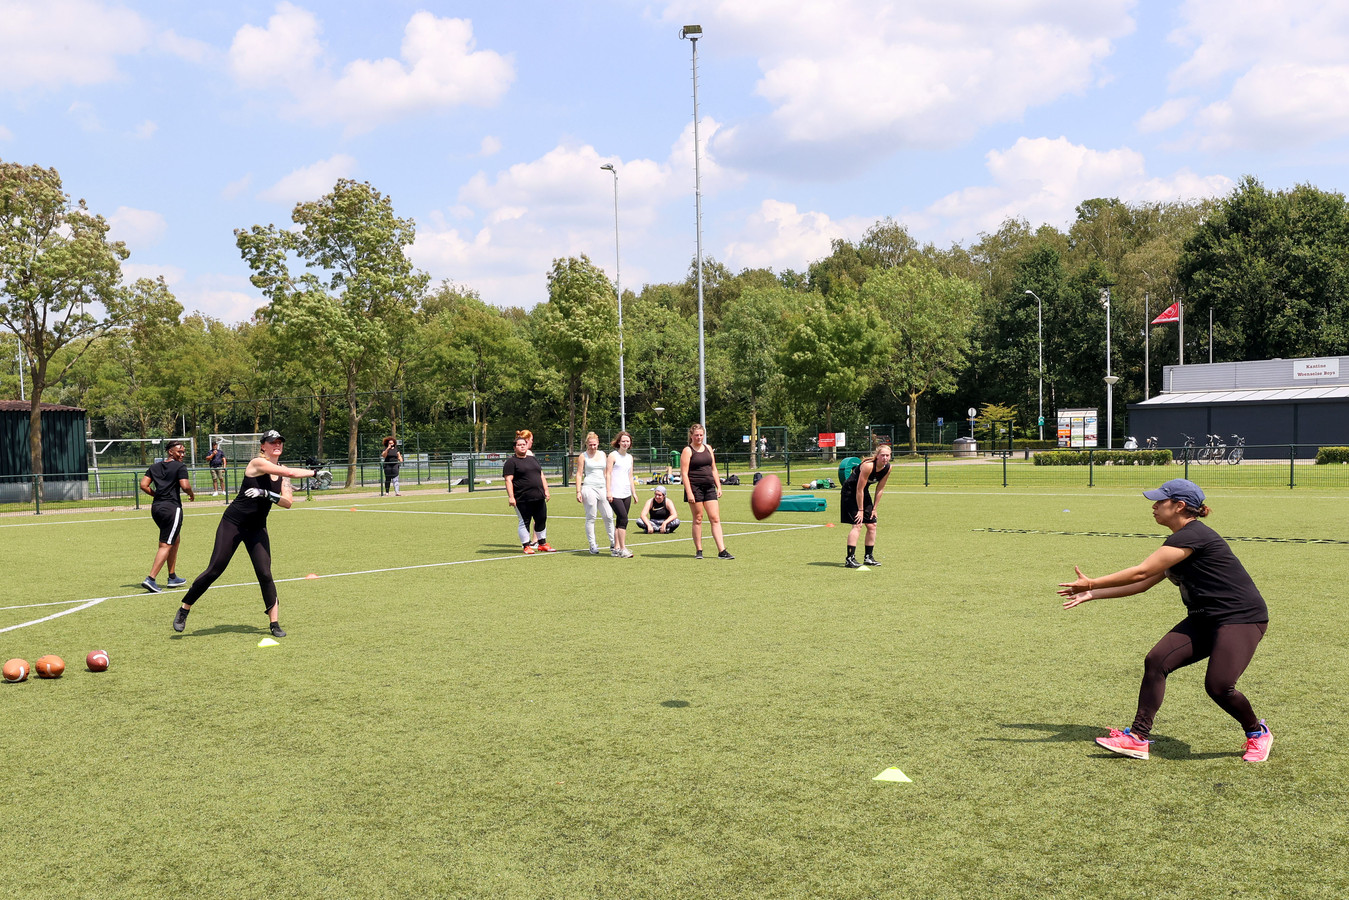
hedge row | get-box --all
[1315,447,1349,464]
[1033,450,1174,466]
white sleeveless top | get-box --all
[608,451,634,499]
[581,450,608,490]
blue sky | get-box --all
[3,0,1348,322]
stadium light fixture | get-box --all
[679,24,707,427]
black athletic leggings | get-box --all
[181,518,277,612]
[1131,617,1267,739]
[610,496,632,529]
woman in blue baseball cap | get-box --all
[1057,478,1273,762]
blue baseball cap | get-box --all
[1143,478,1205,509]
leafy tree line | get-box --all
[6,157,1349,490]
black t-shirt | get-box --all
[844,460,890,492]
[1163,520,1268,624]
[207,449,224,468]
[503,454,545,502]
[383,447,401,473]
[145,459,190,506]
[649,497,672,523]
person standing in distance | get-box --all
[172,430,317,638]
[206,440,227,497]
[605,431,639,557]
[382,436,403,496]
[574,431,615,554]
[841,444,892,568]
[679,423,731,559]
[140,440,195,592]
[504,433,554,553]
[1058,479,1273,762]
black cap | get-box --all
[261,429,285,444]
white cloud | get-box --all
[258,154,358,205]
[479,135,502,157]
[107,206,168,248]
[67,101,102,131]
[168,273,265,322]
[922,136,1232,238]
[722,200,870,271]
[0,0,151,91]
[662,0,1134,171]
[229,4,514,134]
[221,174,253,201]
[131,120,158,140]
[0,124,12,141]
[1137,98,1196,134]
[122,262,185,285]
[1167,1,1349,149]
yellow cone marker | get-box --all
[874,768,911,782]
[258,637,280,647]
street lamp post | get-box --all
[1101,287,1116,449]
[600,163,625,432]
[679,24,707,427]
[1024,290,1044,441]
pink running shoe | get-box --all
[1095,727,1151,760]
[1242,721,1273,762]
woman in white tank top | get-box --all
[606,431,640,557]
[574,432,615,554]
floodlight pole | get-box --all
[1102,287,1117,450]
[681,24,707,427]
[601,163,625,432]
[1025,290,1044,441]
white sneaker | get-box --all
[621,548,634,558]
[611,549,622,557]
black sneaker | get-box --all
[844,557,863,569]
[718,549,734,560]
[863,555,880,567]
[269,622,287,638]
[142,576,162,593]
[695,550,703,559]
[167,575,188,588]
[172,607,189,632]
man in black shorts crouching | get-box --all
[140,440,195,592]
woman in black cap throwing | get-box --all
[1058,478,1273,762]
[172,430,318,638]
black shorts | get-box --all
[684,481,719,504]
[840,489,876,525]
[151,502,184,544]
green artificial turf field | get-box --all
[2,483,1347,899]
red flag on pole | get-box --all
[1150,302,1179,324]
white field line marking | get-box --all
[0,521,824,633]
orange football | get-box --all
[2,658,29,683]
[35,655,65,678]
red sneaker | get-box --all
[522,545,536,555]
[537,542,557,553]
[1242,721,1272,762]
[1095,727,1151,760]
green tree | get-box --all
[863,265,979,451]
[236,179,429,487]
[778,282,884,454]
[534,255,618,450]
[1179,176,1349,361]
[713,285,791,465]
[0,160,129,488]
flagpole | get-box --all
[1144,293,1149,400]
[1179,300,1184,366]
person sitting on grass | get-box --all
[635,485,680,534]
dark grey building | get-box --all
[1127,356,1349,459]
[0,400,90,501]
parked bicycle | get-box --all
[1226,434,1246,465]
[1181,433,1197,461]
[1145,436,1158,450]
[1199,433,1227,464]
